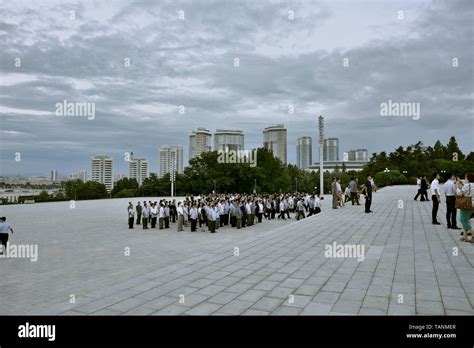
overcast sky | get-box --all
[1,0,473,177]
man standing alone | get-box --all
[363,175,373,213]
[128,202,135,229]
[431,173,441,225]
[331,178,338,209]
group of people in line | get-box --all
[126,192,323,233]
[414,172,474,243]
[331,175,376,214]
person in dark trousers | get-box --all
[136,201,142,225]
[363,175,373,213]
[431,173,441,225]
[142,203,150,229]
[414,177,422,201]
[127,202,135,229]
[240,202,247,228]
[349,177,360,205]
[444,174,460,230]
[420,176,430,201]
[189,204,198,232]
[0,217,14,254]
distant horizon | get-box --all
[1,133,469,178]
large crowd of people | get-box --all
[126,192,324,233]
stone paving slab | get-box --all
[0,186,473,315]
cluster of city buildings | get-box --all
[2,125,368,193]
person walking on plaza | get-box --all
[142,202,150,229]
[420,176,430,201]
[336,178,343,207]
[349,178,360,205]
[331,177,338,209]
[314,194,322,214]
[177,202,184,232]
[363,175,373,213]
[414,176,422,201]
[127,202,135,229]
[136,201,142,225]
[344,184,351,204]
[0,217,14,255]
[278,199,286,219]
[445,174,460,230]
[457,173,474,243]
[296,198,305,220]
[431,173,441,225]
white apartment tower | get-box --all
[90,155,114,192]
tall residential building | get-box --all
[129,155,149,185]
[263,124,287,164]
[356,149,369,162]
[323,138,339,162]
[159,145,183,178]
[189,128,212,161]
[50,169,58,182]
[296,136,312,170]
[90,155,114,192]
[214,129,244,152]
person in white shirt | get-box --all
[414,177,422,201]
[336,178,343,207]
[127,202,135,229]
[189,204,198,232]
[431,173,441,225]
[150,203,158,228]
[158,204,165,230]
[177,202,184,232]
[444,174,460,230]
[0,217,14,255]
[278,200,286,220]
[314,195,322,214]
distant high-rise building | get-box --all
[347,150,356,161]
[69,170,86,182]
[356,149,369,162]
[345,149,368,162]
[91,155,114,192]
[263,124,287,164]
[159,145,183,178]
[214,129,244,152]
[129,155,149,185]
[78,170,87,182]
[189,128,212,161]
[50,169,58,182]
[296,136,312,169]
[323,138,339,162]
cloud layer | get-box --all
[1,0,472,176]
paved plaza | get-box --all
[0,185,473,315]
